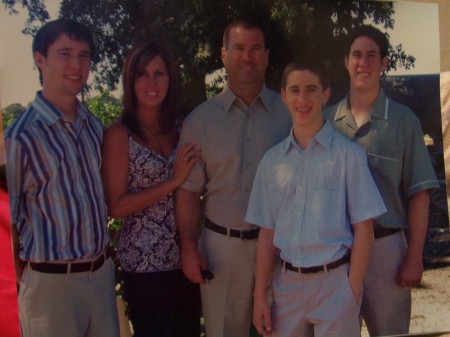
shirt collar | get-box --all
[34,91,89,125]
[220,85,271,113]
[334,90,389,122]
[315,120,334,150]
[283,120,334,155]
[370,90,389,120]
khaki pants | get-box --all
[272,263,361,337]
[361,231,411,336]
[199,228,257,337]
[19,258,119,337]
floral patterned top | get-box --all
[117,127,181,272]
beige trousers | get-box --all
[19,258,119,337]
[199,228,257,337]
[361,231,411,336]
[272,263,361,337]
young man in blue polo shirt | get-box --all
[324,25,439,336]
[5,19,119,337]
[246,58,386,337]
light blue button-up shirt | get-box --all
[245,121,386,267]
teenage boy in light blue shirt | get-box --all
[246,58,386,337]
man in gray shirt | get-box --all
[175,18,291,337]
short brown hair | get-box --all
[346,25,389,59]
[282,57,329,91]
[33,19,96,86]
[222,18,266,49]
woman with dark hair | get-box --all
[101,41,201,337]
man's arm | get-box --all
[11,224,24,286]
[253,227,277,337]
[175,187,207,284]
[349,219,374,300]
[397,189,429,287]
[5,136,26,287]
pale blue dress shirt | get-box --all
[245,120,386,267]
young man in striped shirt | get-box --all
[5,19,119,337]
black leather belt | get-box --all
[374,227,402,239]
[204,218,260,240]
[281,254,350,274]
[28,252,109,274]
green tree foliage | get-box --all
[85,91,122,127]
[3,0,415,112]
[2,103,26,129]
[1,93,121,129]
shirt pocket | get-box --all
[305,189,345,230]
[366,151,401,183]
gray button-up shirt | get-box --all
[324,91,439,228]
[180,86,291,229]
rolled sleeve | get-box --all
[402,115,439,198]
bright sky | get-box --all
[0,1,440,108]
[0,0,60,107]
[383,1,440,76]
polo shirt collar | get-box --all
[34,91,89,125]
[220,85,271,113]
[334,90,389,122]
[369,90,389,120]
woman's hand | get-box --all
[171,141,202,185]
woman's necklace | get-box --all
[142,126,170,158]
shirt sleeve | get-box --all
[5,134,27,226]
[346,144,387,225]
[245,155,274,229]
[401,113,439,197]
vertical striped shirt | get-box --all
[5,92,109,262]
